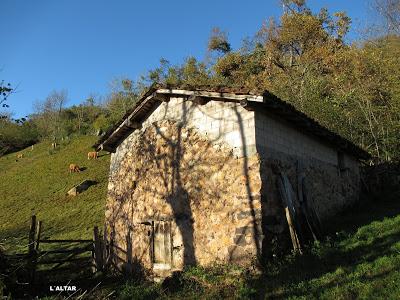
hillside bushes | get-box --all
[0,118,38,155]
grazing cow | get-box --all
[87,151,98,160]
[16,153,24,159]
[69,164,80,173]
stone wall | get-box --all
[110,97,257,175]
[255,111,338,165]
[254,111,361,230]
[106,120,263,275]
[104,98,362,274]
[143,97,256,157]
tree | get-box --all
[105,78,139,125]
[0,116,38,155]
[207,27,231,54]
[33,90,68,139]
[281,0,309,14]
[331,36,400,160]
[373,0,400,34]
[0,80,14,120]
[210,0,399,160]
[93,114,109,135]
[0,80,13,108]
[75,104,85,134]
[143,57,211,88]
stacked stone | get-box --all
[105,120,263,273]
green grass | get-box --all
[258,210,400,299]
[0,136,110,253]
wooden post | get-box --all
[92,227,96,273]
[92,226,103,273]
[103,223,108,270]
[99,229,104,270]
[28,215,37,255]
[277,175,303,254]
[284,207,302,253]
[28,215,37,286]
[35,221,43,251]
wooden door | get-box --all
[153,221,171,268]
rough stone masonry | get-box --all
[106,120,262,275]
[98,87,368,277]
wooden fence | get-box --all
[27,215,105,284]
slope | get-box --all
[0,136,110,253]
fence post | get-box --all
[28,215,37,285]
[35,221,43,251]
[28,215,36,254]
[92,226,103,273]
[103,223,108,270]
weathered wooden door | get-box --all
[153,221,172,268]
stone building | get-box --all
[94,85,369,277]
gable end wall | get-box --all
[254,111,361,223]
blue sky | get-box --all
[1,0,372,118]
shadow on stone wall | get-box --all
[229,106,262,262]
[105,98,266,273]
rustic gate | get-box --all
[27,215,105,284]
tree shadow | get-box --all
[246,192,400,299]
[105,95,264,275]
[227,106,262,262]
[261,229,400,299]
[324,192,400,235]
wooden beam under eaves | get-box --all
[240,99,254,111]
[123,119,142,129]
[98,144,116,153]
[188,94,210,105]
[153,93,170,102]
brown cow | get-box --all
[16,153,24,159]
[69,164,80,173]
[87,151,98,160]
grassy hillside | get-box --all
[114,193,400,300]
[0,136,110,253]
